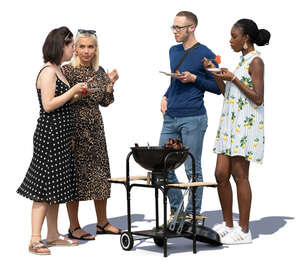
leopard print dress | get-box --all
[63,64,114,201]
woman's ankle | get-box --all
[239,224,249,233]
[225,220,234,228]
[46,232,60,241]
[30,234,42,243]
[97,219,108,226]
[69,222,81,231]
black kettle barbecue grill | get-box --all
[108,145,221,257]
[131,145,189,186]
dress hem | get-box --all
[75,195,111,202]
[213,150,263,164]
[17,190,77,205]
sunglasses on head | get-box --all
[78,29,96,35]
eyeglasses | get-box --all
[78,29,96,35]
[170,24,193,32]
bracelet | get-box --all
[231,75,236,82]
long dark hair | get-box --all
[234,19,271,46]
[42,26,73,65]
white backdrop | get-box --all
[1,0,299,261]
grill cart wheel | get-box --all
[120,232,134,251]
[154,237,164,247]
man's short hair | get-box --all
[176,11,198,27]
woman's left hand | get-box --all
[107,69,119,84]
[215,68,235,81]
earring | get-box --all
[243,42,248,50]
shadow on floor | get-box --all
[200,210,294,240]
[69,210,294,251]
[70,214,154,245]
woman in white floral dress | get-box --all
[203,19,270,244]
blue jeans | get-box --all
[159,114,208,215]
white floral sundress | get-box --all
[213,51,264,164]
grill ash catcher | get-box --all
[108,141,221,257]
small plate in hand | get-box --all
[207,68,222,72]
[87,88,101,93]
[159,71,182,77]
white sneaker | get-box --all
[212,221,237,238]
[221,226,252,245]
[213,222,226,233]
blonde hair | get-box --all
[71,32,99,71]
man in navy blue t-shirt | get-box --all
[159,11,221,222]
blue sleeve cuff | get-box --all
[194,74,221,95]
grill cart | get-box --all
[108,145,221,257]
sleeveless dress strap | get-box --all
[35,65,51,88]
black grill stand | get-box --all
[110,150,198,257]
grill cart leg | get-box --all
[164,237,168,257]
[163,186,168,257]
[126,152,133,233]
[189,151,197,254]
[193,187,196,254]
[155,187,159,229]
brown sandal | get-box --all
[46,235,78,246]
[96,223,123,235]
[68,226,95,240]
[29,241,51,255]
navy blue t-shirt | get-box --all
[164,43,221,117]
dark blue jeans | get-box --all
[159,114,208,215]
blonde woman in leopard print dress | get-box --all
[63,29,122,240]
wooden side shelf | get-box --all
[168,182,217,188]
[108,176,148,183]
[108,176,217,188]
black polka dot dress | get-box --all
[17,72,77,204]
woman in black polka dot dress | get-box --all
[17,27,87,255]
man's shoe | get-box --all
[154,209,183,229]
[184,213,207,225]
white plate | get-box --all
[207,68,222,72]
